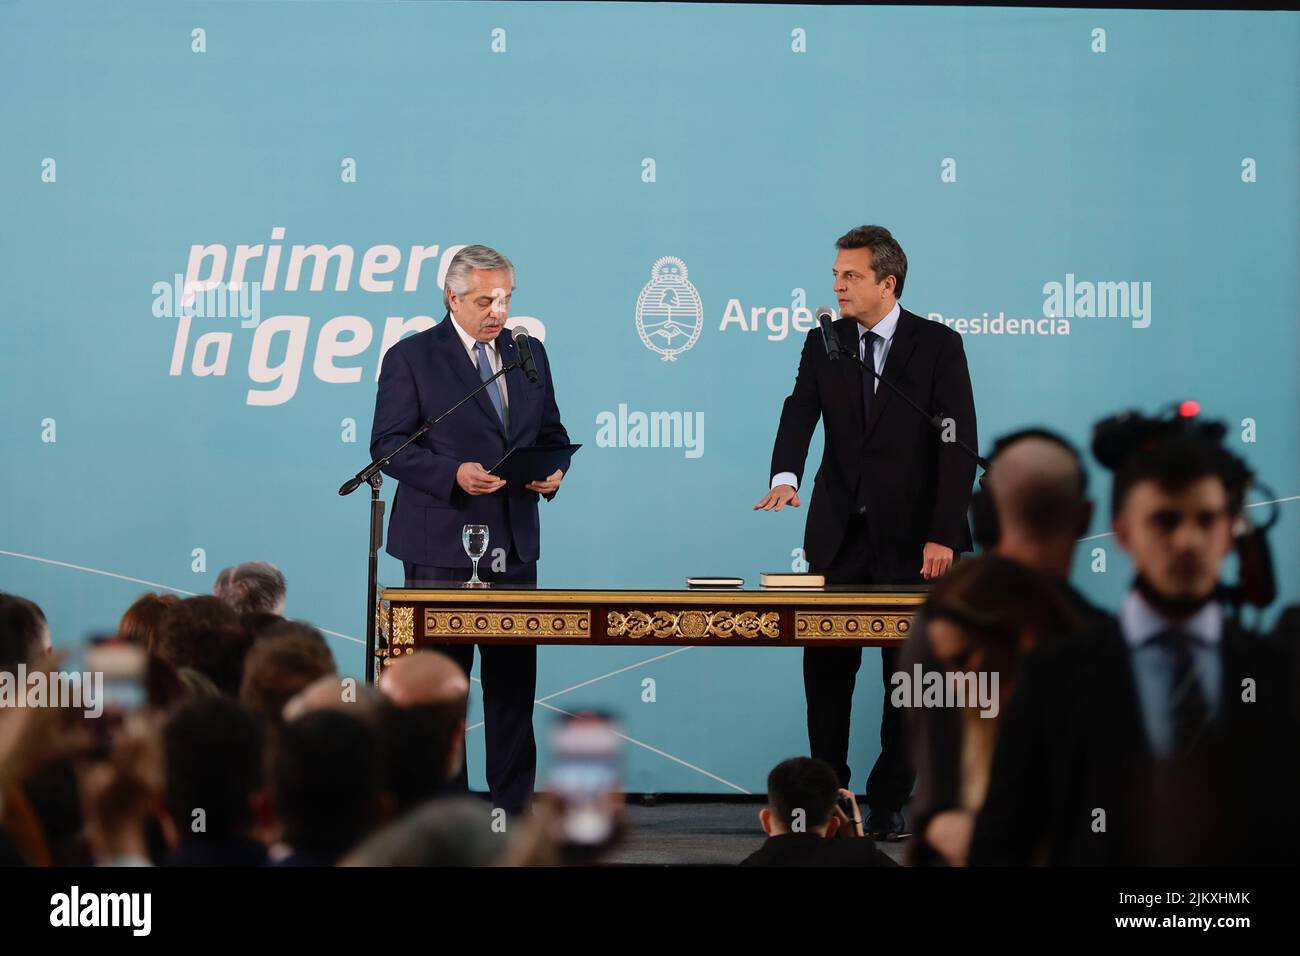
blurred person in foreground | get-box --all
[904,429,1103,865]
[115,592,181,649]
[161,697,267,865]
[269,709,389,866]
[0,594,86,865]
[378,651,471,812]
[971,430,1300,865]
[239,622,336,727]
[152,596,251,697]
[911,555,1076,866]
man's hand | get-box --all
[457,462,506,496]
[920,541,954,580]
[831,788,865,839]
[753,484,801,512]
[526,469,563,496]
[925,810,974,867]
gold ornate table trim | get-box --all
[426,608,591,640]
[376,587,925,669]
[794,612,914,641]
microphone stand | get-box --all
[830,336,990,474]
[339,360,520,684]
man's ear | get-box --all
[758,808,773,835]
[1112,513,1130,551]
[825,814,842,839]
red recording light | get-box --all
[1178,400,1201,418]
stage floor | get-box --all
[602,800,911,866]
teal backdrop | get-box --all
[2,1,1296,794]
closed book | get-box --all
[686,576,744,588]
[760,572,826,588]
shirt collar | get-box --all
[860,301,900,343]
[448,311,496,355]
[1119,588,1222,648]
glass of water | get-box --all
[462,523,490,587]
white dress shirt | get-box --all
[448,312,508,409]
[771,302,900,491]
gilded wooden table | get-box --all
[375,585,927,677]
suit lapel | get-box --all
[863,309,920,440]
[1098,620,1153,764]
[435,314,507,438]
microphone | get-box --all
[816,306,842,361]
[511,327,539,383]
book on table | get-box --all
[760,572,826,588]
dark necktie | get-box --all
[1153,627,1213,756]
[860,329,877,425]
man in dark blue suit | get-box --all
[369,245,571,815]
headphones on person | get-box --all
[969,428,1090,551]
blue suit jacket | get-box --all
[369,315,570,568]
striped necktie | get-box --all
[1153,627,1214,756]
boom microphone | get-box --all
[511,327,539,383]
[816,306,842,361]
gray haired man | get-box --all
[369,245,572,815]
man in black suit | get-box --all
[755,225,978,839]
[970,433,1300,865]
[740,757,896,867]
[370,245,571,815]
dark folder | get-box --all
[489,444,582,484]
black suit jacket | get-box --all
[369,316,571,568]
[970,614,1300,866]
[770,308,977,574]
[739,833,897,867]
[903,578,1110,866]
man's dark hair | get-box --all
[273,710,382,858]
[378,698,466,812]
[239,625,336,725]
[0,593,46,672]
[164,697,263,842]
[836,225,908,299]
[240,610,286,643]
[214,561,286,616]
[766,757,840,829]
[1111,433,1243,519]
[153,595,251,695]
